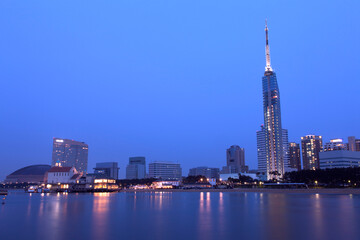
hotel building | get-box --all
[51,138,89,173]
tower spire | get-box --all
[265,19,273,72]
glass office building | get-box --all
[126,157,146,179]
[148,162,182,180]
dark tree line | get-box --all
[283,167,360,187]
[117,178,157,188]
[182,175,208,184]
[228,174,254,183]
[1,182,33,189]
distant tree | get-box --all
[118,178,157,188]
[182,175,208,184]
[228,174,254,183]
[283,167,360,187]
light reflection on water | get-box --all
[1,191,360,240]
[92,192,111,239]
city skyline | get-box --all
[1,1,360,180]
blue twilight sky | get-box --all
[1,1,359,180]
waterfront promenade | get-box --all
[122,188,360,194]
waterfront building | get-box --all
[324,139,347,151]
[226,145,248,173]
[126,157,146,179]
[46,166,80,190]
[94,162,119,180]
[348,136,360,151]
[85,174,118,191]
[51,138,89,173]
[148,162,182,180]
[320,150,360,169]
[188,166,220,179]
[289,142,301,171]
[259,22,284,180]
[301,135,323,170]
[5,164,51,184]
[152,180,180,189]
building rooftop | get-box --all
[48,167,73,173]
[8,164,51,176]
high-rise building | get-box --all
[289,142,301,171]
[348,136,360,151]
[188,166,220,179]
[257,126,290,177]
[126,157,146,179]
[257,125,266,178]
[148,162,182,180]
[226,145,247,173]
[51,138,89,173]
[301,135,323,170]
[94,162,119,179]
[348,136,356,151]
[259,22,284,180]
[282,129,294,172]
[324,139,347,151]
[356,140,360,151]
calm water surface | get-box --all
[0,191,359,240]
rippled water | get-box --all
[0,191,359,240]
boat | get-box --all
[0,189,8,195]
[27,186,36,193]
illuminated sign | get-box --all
[56,139,64,143]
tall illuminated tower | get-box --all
[261,21,284,180]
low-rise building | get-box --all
[94,162,119,179]
[46,166,79,191]
[152,180,180,189]
[319,150,360,169]
[84,174,119,191]
[188,166,220,179]
[148,162,182,180]
[5,165,51,184]
[47,166,78,184]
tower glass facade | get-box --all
[260,24,284,180]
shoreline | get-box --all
[5,188,360,195]
[121,188,360,194]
